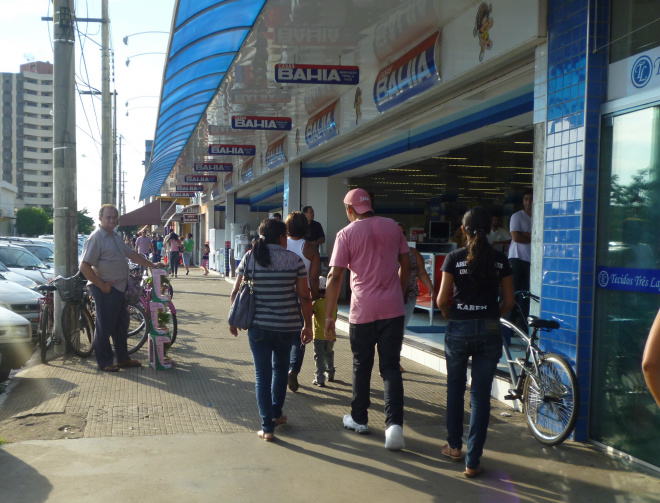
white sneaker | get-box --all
[343,414,370,434]
[385,424,405,450]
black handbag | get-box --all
[228,253,256,329]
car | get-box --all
[0,243,54,285]
[13,242,54,268]
[0,279,41,339]
[0,305,33,382]
[0,261,38,289]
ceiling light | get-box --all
[433,156,468,160]
[502,151,533,154]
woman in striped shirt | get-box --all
[229,219,313,441]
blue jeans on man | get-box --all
[89,284,130,369]
[445,318,502,470]
[248,326,297,434]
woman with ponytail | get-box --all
[229,219,313,442]
[436,207,514,477]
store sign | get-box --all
[184,175,217,183]
[193,163,233,172]
[608,46,660,100]
[176,185,203,192]
[596,266,660,294]
[182,214,200,223]
[275,26,358,46]
[373,33,440,113]
[182,205,200,214]
[266,137,287,170]
[275,64,359,85]
[169,192,195,198]
[240,157,255,183]
[208,144,256,156]
[231,115,292,131]
[224,172,234,191]
[306,101,339,148]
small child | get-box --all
[312,276,338,387]
[202,244,210,275]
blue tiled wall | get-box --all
[540,0,609,440]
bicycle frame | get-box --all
[500,318,544,398]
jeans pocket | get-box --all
[248,327,265,343]
[481,335,503,362]
[445,335,468,361]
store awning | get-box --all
[119,199,164,226]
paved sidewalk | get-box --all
[0,271,658,502]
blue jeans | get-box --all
[349,316,405,427]
[89,284,130,368]
[289,337,306,374]
[248,326,297,434]
[445,318,502,470]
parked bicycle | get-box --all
[500,291,580,446]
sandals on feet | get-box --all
[442,444,463,461]
[258,430,275,442]
[101,364,120,372]
[274,415,287,426]
[464,466,484,478]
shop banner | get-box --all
[266,137,287,170]
[608,46,660,101]
[181,205,200,214]
[275,64,360,85]
[240,157,256,183]
[208,144,256,156]
[184,175,217,183]
[232,115,292,131]
[169,192,195,198]
[373,33,440,113]
[182,214,200,223]
[275,26,359,47]
[224,173,234,191]
[306,101,339,149]
[596,266,660,295]
[193,163,233,172]
[176,185,203,192]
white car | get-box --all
[0,305,33,382]
[0,261,38,289]
[0,243,54,285]
[0,279,42,339]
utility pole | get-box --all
[118,135,123,214]
[52,0,78,353]
[101,0,112,204]
[113,83,117,207]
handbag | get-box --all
[227,253,256,329]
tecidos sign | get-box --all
[608,46,660,100]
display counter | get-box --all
[413,242,456,325]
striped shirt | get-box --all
[237,245,307,331]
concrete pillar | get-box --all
[283,163,301,217]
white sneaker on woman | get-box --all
[384,424,405,450]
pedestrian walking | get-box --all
[166,232,181,278]
[202,243,210,275]
[182,233,194,275]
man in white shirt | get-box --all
[487,215,511,253]
[508,189,533,320]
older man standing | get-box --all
[302,206,325,247]
[324,188,410,451]
[80,204,164,372]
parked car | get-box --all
[0,306,33,382]
[12,242,54,268]
[0,261,38,289]
[0,279,41,339]
[0,243,54,285]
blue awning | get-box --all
[140,0,267,200]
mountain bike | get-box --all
[35,282,61,363]
[500,291,580,446]
[58,272,94,357]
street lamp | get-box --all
[126,106,157,116]
[125,53,165,67]
[125,96,158,107]
[123,31,168,45]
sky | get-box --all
[0,0,176,215]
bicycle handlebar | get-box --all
[514,290,540,302]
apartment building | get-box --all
[1,61,54,212]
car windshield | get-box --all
[20,245,53,261]
[0,248,46,268]
[0,262,8,272]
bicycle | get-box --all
[58,272,95,358]
[500,291,580,446]
[35,281,61,363]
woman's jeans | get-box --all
[445,318,502,469]
[248,326,297,434]
[169,251,180,276]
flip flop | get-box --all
[101,365,120,372]
[464,466,485,478]
[442,444,463,461]
[258,430,275,442]
[274,415,287,426]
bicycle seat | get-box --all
[526,315,560,330]
[36,284,58,292]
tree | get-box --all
[16,207,49,236]
[78,208,95,234]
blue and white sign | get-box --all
[608,46,660,100]
[193,163,233,172]
[224,173,234,191]
[275,64,359,85]
[176,185,203,192]
[232,116,292,131]
[184,175,217,183]
[266,137,287,170]
[306,101,338,149]
[208,144,256,156]
[596,266,660,294]
[169,192,195,198]
[240,158,255,183]
[373,33,440,113]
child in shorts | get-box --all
[202,244,210,275]
[312,276,338,387]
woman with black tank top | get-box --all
[436,207,514,478]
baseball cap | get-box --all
[343,188,373,214]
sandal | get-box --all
[274,415,287,426]
[442,444,463,461]
[258,430,275,442]
[464,466,484,478]
[100,364,120,372]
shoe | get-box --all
[274,415,287,426]
[100,364,120,372]
[442,444,464,461]
[385,424,405,450]
[343,414,370,434]
[117,359,142,368]
[258,430,275,442]
[312,379,325,387]
[288,371,299,392]
[325,372,335,382]
[186,271,189,275]
[464,466,484,478]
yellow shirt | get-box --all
[313,297,337,341]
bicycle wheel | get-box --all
[39,303,53,364]
[126,303,148,355]
[61,303,94,357]
[522,353,580,446]
[163,308,177,345]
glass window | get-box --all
[592,106,660,466]
[610,0,660,63]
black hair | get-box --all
[462,207,497,287]
[286,211,309,239]
[170,232,179,241]
[302,206,312,214]
[523,188,533,197]
[252,219,287,267]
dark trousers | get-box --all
[349,315,405,427]
[509,258,531,323]
[89,284,130,368]
[169,251,180,276]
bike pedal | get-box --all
[504,390,520,400]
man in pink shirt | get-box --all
[324,188,410,450]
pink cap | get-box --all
[343,188,373,214]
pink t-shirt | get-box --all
[330,216,409,324]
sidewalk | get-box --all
[0,270,657,503]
